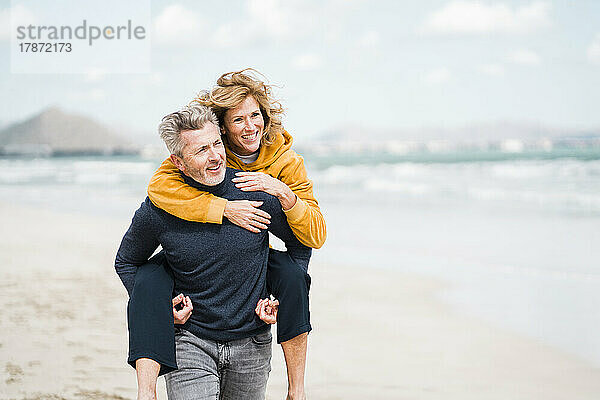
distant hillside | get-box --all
[297,121,600,156]
[0,107,139,156]
[313,121,599,144]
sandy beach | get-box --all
[1,203,599,400]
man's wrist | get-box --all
[278,188,297,211]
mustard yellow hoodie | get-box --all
[147,130,326,249]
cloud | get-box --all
[0,4,37,42]
[247,0,295,38]
[421,1,551,35]
[424,67,452,85]
[153,4,204,45]
[154,0,359,49]
[358,30,380,47]
[84,68,107,83]
[90,89,107,101]
[212,0,312,47]
[292,53,322,71]
[508,49,541,65]
[148,72,163,85]
[588,34,600,65]
[128,72,164,88]
[211,22,256,48]
[479,64,505,77]
[67,89,107,103]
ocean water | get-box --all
[1,149,599,365]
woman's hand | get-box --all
[224,200,271,233]
[232,172,297,210]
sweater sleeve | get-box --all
[114,199,161,296]
[147,158,228,224]
[278,152,327,249]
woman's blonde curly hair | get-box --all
[191,68,284,146]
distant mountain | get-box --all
[0,107,139,156]
[296,121,600,156]
[312,121,599,144]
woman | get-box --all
[131,68,326,400]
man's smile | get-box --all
[206,161,223,173]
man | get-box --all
[115,104,311,399]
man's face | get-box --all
[170,123,226,186]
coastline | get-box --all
[1,203,599,399]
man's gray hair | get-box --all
[159,105,220,157]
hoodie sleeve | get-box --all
[147,158,228,224]
[277,151,327,249]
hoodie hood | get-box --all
[225,129,293,171]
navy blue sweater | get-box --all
[115,168,312,341]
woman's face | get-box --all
[223,96,265,156]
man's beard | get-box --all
[185,161,225,186]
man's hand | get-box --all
[232,172,297,210]
[224,200,271,233]
[255,298,279,324]
[173,293,193,325]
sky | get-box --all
[1,0,599,141]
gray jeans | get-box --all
[165,328,272,400]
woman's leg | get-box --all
[135,358,161,400]
[266,249,312,400]
[127,251,177,399]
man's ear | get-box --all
[170,154,185,173]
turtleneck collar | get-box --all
[181,168,232,197]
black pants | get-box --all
[127,249,311,376]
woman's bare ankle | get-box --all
[137,390,157,400]
[286,388,306,400]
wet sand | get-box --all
[1,203,599,399]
